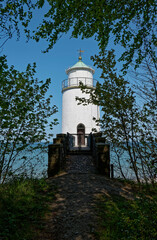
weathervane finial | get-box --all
[78,49,84,60]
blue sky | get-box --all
[1,3,124,137]
[1,32,103,137]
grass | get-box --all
[95,183,157,240]
[0,176,54,240]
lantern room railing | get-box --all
[62,77,98,91]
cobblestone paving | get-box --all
[65,154,97,174]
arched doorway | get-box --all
[77,123,85,146]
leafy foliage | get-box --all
[34,0,157,70]
[0,0,35,48]
[77,50,156,183]
[0,56,58,183]
[96,191,157,240]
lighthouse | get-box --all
[62,52,100,146]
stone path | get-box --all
[37,155,134,240]
[65,154,96,174]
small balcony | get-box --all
[62,77,98,91]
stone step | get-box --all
[68,150,92,155]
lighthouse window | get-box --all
[77,123,84,129]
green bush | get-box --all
[96,192,157,240]
[0,177,54,240]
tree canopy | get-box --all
[34,0,157,70]
[0,0,35,48]
[77,50,156,183]
[0,56,58,183]
[1,1,156,70]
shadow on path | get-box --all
[36,155,134,240]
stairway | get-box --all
[68,146,92,155]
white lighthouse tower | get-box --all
[62,52,100,146]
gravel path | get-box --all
[37,155,134,240]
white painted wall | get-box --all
[62,88,100,134]
[68,69,93,78]
[62,62,100,134]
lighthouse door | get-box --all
[77,123,85,146]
